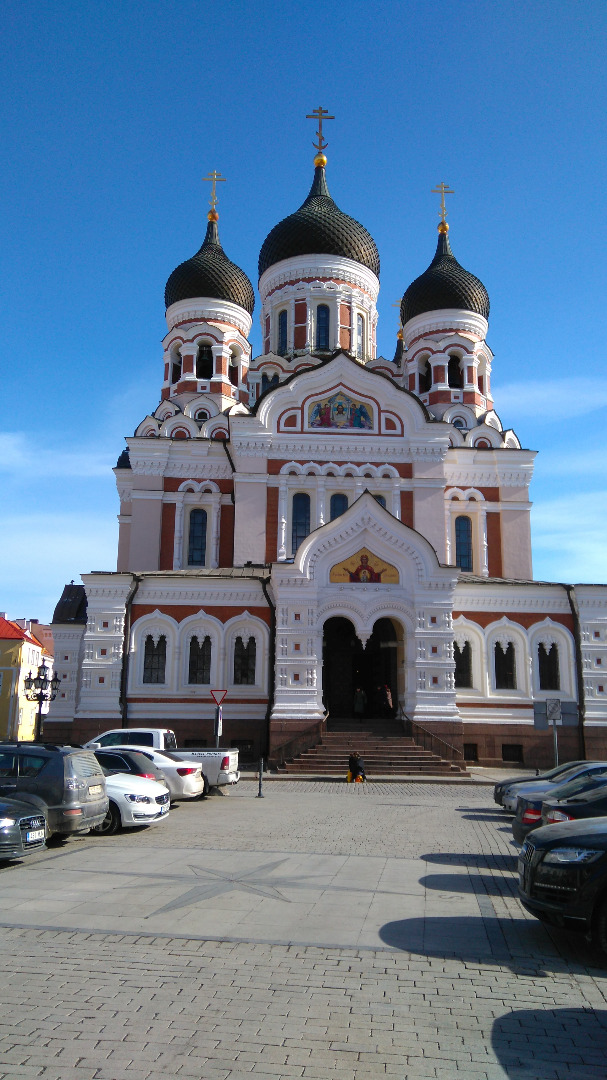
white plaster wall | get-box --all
[129,492,163,571]
[501,508,533,579]
[233,479,267,566]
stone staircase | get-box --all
[279,721,467,776]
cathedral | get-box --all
[48,116,607,768]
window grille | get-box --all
[330,493,348,520]
[292,492,310,552]
[316,305,330,350]
[234,636,256,685]
[455,515,473,572]
[495,641,516,689]
[188,635,211,684]
[539,642,560,690]
[143,635,166,684]
[454,641,472,687]
[188,509,207,566]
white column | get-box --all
[391,485,400,520]
[288,297,295,352]
[317,479,326,526]
[173,493,185,570]
[211,493,221,568]
[278,479,288,561]
[445,501,452,564]
[480,508,489,577]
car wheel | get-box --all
[92,802,121,835]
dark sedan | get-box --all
[0,797,46,860]
[518,818,607,952]
[512,772,607,844]
[542,784,607,827]
[493,760,587,806]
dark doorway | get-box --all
[322,616,398,721]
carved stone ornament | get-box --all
[495,633,513,650]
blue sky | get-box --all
[1,0,606,622]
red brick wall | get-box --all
[400,491,414,528]
[486,512,503,577]
[266,487,279,563]
[219,503,234,566]
[159,503,176,570]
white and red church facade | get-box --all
[48,146,607,768]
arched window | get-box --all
[188,509,207,566]
[330,493,348,520]
[373,494,387,509]
[171,353,182,384]
[316,305,330,350]
[261,372,279,394]
[143,635,166,684]
[495,641,516,690]
[292,493,310,552]
[448,355,463,388]
[277,310,288,356]
[455,515,473,572]
[452,417,467,430]
[195,410,209,423]
[196,344,213,380]
[188,635,211,684]
[539,642,560,690]
[234,635,256,685]
[356,314,365,360]
[454,641,472,688]
[419,359,432,393]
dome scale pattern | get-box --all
[165,218,255,314]
[258,165,380,279]
[401,230,489,326]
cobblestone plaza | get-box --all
[0,780,606,1079]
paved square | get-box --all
[0,781,606,1079]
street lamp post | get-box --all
[23,661,61,742]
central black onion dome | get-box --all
[165,213,255,314]
[258,163,380,279]
[400,225,489,326]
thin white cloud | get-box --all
[0,433,111,479]
[495,379,607,421]
[531,492,607,582]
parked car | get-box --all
[0,742,107,837]
[106,746,207,800]
[92,772,170,835]
[518,818,607,952]
[512,772,607,844]
[84,729,239,788]
[494,760,587,806]
[0,796,47,860]
[541,785,607,827]
[93,749,169,788]
[502,762,607,812]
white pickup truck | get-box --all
[84,728,240,789]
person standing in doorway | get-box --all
[353,686,367,722]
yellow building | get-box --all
[0,615,48,741]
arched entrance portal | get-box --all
[322,617,400,722]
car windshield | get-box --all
[570,785,607,804]
[553,774,607,800]
[548,764,602,784]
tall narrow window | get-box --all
[495,641,516,690]
[171,355,182,384]
[143,635,166,684]
[356,314,365,360]
[188,509,207,566]
[316,305,330,350]
[234,635,256,685]
[454,641,472,688]
[539,643,560,690]
[330,493,348,520]
[419,359,432,393]
[188,635,211,684]
[292,493,310,552]
[455,515,473,572]
[261,372,279,394]
[196,344,213,380]
[448,355,463,388]
[277,310,288,355]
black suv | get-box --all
[518,818,607,953]
[0,743,108,837]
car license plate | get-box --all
[160,805,168,815]
[89,785,103,795]
[26,829,45,843]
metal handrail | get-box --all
[397,706,464,762]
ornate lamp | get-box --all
[23,660,60,742]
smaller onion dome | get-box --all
[259,163,379,279]
[401,225,489,326]
[115,447,131,469]
[165,213,255,314]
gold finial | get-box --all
[202,170,226,216]
[306,106,334,160]
[391,301,403,333]
[431,182,454,230]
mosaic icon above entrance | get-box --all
[308,391,374,430]
[329,547,399,584]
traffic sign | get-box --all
[211,689,227,706]
[546,698,562,725]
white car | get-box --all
[108,746,208,800]
[92,772,170,834]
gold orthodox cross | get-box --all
[202,170,226,211]
[431,182,454,224]
[391,301,403,329]
[306,106,335,152]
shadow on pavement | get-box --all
[459,812,512,821]
[422,851,518,869]
[491,1007,607,1080]
[419,872,517,896]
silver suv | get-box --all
[0,743,108,837]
